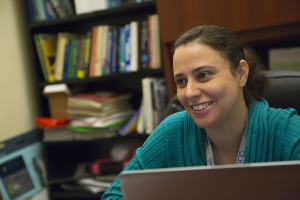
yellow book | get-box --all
[34,34,57,82]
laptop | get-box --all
[119,161,300,200]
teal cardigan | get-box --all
[102,99,300,199]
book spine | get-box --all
[49,0,68,18]
[100,26,108,76]
[142,77,154,134]
[130,21,138,72]
[119,27,126,73]
[124,24,131,72]
[44,0,57,20]
[152,14,162,69]
[34,34,49,82]
[110,27,120,74]
[27,0,36,22]
[104,27,113,75]
[54,35,68,81]
[39,34,57,82]
[89,26,98,77]
[147,15,152,69]
[94,25,104,77]
[76,36,85,79]
[139,19,149,70]
[62,39,71,80]
[84,32,92,78]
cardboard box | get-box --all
[43,84,72,120]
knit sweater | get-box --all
[101,99,300,199]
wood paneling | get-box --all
[156,0,300,100]
[245,0,300,29]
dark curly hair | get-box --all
[173,25,268,103]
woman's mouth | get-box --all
[192,101,213,111]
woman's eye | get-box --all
[175,79,187,86]
[198,72,210,79]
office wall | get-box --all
[0,0,40,141]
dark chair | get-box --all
[164,70,300,118]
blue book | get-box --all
[43,0,57,20]
[27,0,35,22]
[62,39,71,80]
[124,24,131,72]
[110,27,120,74]
[119,27,126,73]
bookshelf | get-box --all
[23,0,163,199]
[156,0,300,100]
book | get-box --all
[70,110,135,128]
[89,26,98,77]
[74,0,108,15]
[119,108,140,136]
[124,24,131,72]
[55,32,81,81]
[67,103,133,118]
[100,25,109,75]
[141,77,155,134]
[62,38,71,80]
[75,36,85,79]
[49,0,68,18]
[34,33,57,82]
[44,0,57,20]
[26,0,36,22]
[103,27,113,75]
[269,47,300,70]
[130,21,139,72]
[33,0,47,21]
[148,14,162,69]
[67,38,79,79]
[68,92,132,110]
[136,98,145,134]
[119,26,126,73]
[83,32,92,78]
[94,25,106,77]
[152,77,167,126]
[110,27,120,74]
[151,14,162,69]
[138,19,149,69]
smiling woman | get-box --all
[101,25,300,200]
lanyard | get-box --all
[205,115,248,166]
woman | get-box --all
[102,25,300,199]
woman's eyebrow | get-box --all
[174,66,216,79]
[192,65,215,74]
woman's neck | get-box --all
[205,102,248,165]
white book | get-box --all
[136,98,145,134]
[130,21,139,72]
[94,25,105,76]
[74,0,89,15]
[74,0,108,15]
[142,77,155,134]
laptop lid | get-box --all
[119,161,300,200]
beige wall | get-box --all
[0,0,40,141]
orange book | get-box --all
[89,26,98,77]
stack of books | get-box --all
[66,91,136,139]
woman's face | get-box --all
[173,42,247,129]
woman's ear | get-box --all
[238,60,249,87]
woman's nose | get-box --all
[185,80,201,99]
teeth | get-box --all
[192,102,212,111]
